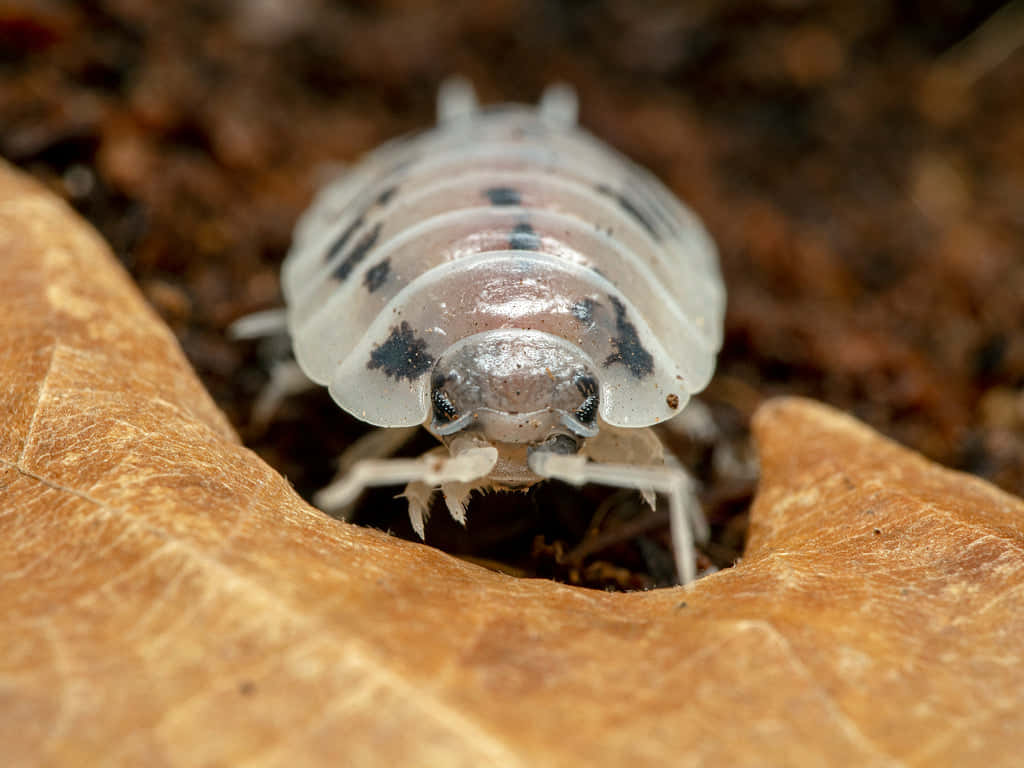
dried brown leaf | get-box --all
[2,160,1022,767]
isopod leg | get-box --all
[527,453,705,584]
[314,445,498,529]
[319,426,423,521]
[399,478,436,539]
[227,308,289,340]
[664,452,710,544]
[336,426,422,475]
[398,460,487,535]
[539,82,579,128]
[227,308,314,429]
[661,397,720,445]
[584,424,665,512]
[437,76,479,123]
[249,360,317,430]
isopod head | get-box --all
[427,329,599,486]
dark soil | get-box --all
[4,0,1023,590]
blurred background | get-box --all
[3,0,1023,588]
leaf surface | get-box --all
[1,161,1022,767]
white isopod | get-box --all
[239,80,726,583]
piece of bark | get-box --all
[1,159,1022,767]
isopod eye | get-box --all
[431,388,459,423]
[561,373,600,438]
[574,394,598,425]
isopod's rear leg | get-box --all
[539,82,578,128]
[228,308,289,340]
[247,360,319,430]
[228,310,319,429]
[528,451,705,584]
[437,76,479,123]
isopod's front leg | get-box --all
[396,446,482,538]
[587,423,710,543]
[528,451,705,584]
[321,425,423,522]
[313,444,498,537]
[400,468,489,537]
[584,424,665,512]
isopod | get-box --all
[238,79,726,583]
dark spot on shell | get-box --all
[509,221,540,251]
[324,215,364,263]
[595,184,661,242]
[603,295,654,378]
[666,393,680,409]
[366,321,434,381]
[485,186,521,206]
[375,184,398,205]
[333,222,382,281]
[571,298,598,324]
[363,258,390,292]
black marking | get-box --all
[333,222,382,281]
[571,298,598,325]
[485,186,521,206]
[325,215,364,262]
[363,258,390,292]
[595,184,661,242]
[431,388,459,423]
[375,184,398,205]
[366,321,434,381]
[509,221,540,251]
[603,295,654,378]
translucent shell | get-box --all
[282,105,725,428]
